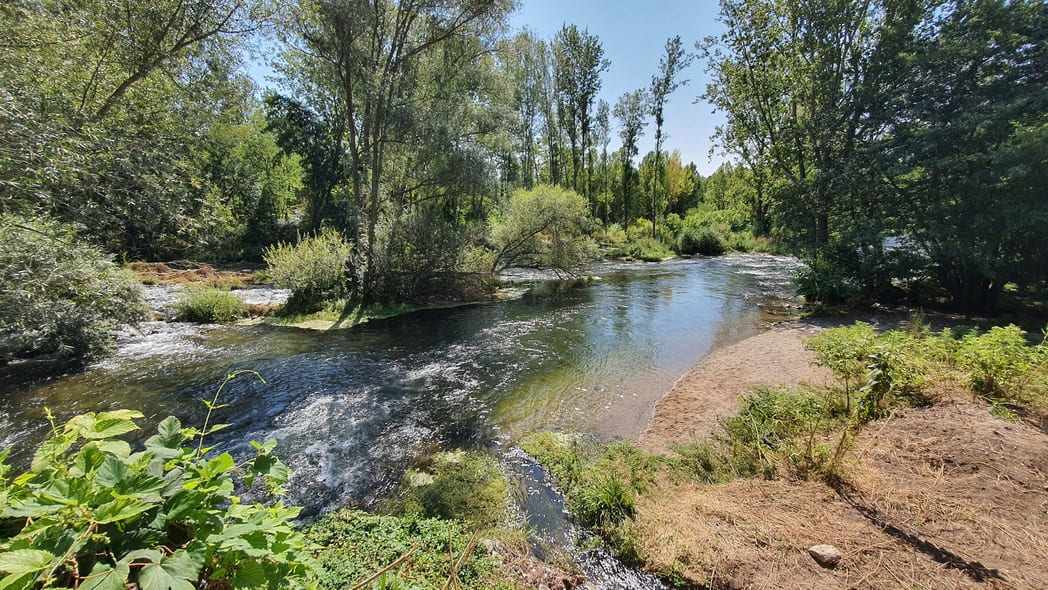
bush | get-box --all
[677,227,726,256]
[795,251,861,305]
[609,238,674,262]
[0,401,315,589]
[174,288,247,323]
[0,214,147,365]
[598,223,628,245]
[306,510,513,590]
[263,228,352,310]
[956,325,1036,397]
[489,185,597,274]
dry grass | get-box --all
[632,395,1048,589]
[127,261,259,289]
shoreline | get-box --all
[638,313,918,452]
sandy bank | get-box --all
[639,320,835,452]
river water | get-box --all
[0,255,801,519]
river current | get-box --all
[0,255,801,517]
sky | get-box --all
[509,0,728,175]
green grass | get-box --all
[607,238,676,262]
[393,450,509,529]
[307,510,520,590]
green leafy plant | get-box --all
[174,288,247,323]
[395,451,508,529]
[956,325,1034,397]
[806,322,878,413]
[0,372,316,590]
[677,226,726,256]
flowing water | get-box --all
[0,254,801,586]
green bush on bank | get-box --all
[0,214,147,365]
[174,288,247,323]
[263,228,352,311]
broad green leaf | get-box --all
[0,572,35,590]
[94,456,129,489]
[94,498,153,524]
[146,417,183,452]
[0,549,54,575]
[79,562,130,590]
[30,435,74,472]
[118,549,162,566]
[97,440,133,459]
[138,552,197,590]
[231,559,267,590]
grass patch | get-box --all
[393,450,509,529]
[174,287,247,323]
[307,510,520,590]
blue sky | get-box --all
[510,0,727,175]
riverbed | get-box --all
[0,254,802,516]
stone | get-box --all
[808,544,842,567]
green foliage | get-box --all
[956,325,1037,397]
[395,451,508,529]
[264,229,352,310]
[0,215,147,365]
[795,250,862,305]
[489,185,597,274]
[0,394,315,589]
[717,387,848,479]
[306,510,515,590]
[806,322,878,402]
[174,289,247,324]
[677,227,726,256]
[598,223,628,245]
[608,238,674,262]
[520,434,656,562]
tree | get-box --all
[552,25,609,198]
[874,0,1048,310]
[648,36,694,238]
[613,89,649,224]
[489,185,597,274]
[502,30,547,190]
[280,0,513,302]
[594,99,612,227]
[702,0,903,247]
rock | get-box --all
[808,544,842,567]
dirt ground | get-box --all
[633,319,1048,589]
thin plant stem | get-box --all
[196,369,265,457]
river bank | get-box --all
[622,315,1048,588]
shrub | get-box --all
[795,251,861,305]
[609,238,674,262]
[263,228,352,310]
[0,214,147,365]
[306,510,512,590]
[489,185,597,275]
[806,322,879,413]
[174,288,247,323]
[0,389,315,589]
[956,325,1036,397]
[677,226,726,256]
[599,223,628,245]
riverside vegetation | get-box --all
[523,320,1048,586]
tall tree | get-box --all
[647,36,694,237]
[552,25,609,198]
[594,99,612,227]
[613,89,648,224]
[703,0,902,247]
[282,0,513,301]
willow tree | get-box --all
[552,24,609,199]
[282,0,513,301]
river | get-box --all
[0,255,801,518]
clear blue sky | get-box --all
[510,0,727,175]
